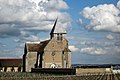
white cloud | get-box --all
[81,3,120,33]
[78,19,83,24]
[42,0,69,11]
[24,35,40,42]
[80,47,106,55]
[0,43,6,47]
[0,0,71,58]
[79,0,120,56]
[114,46,120,52]
[16,35,40,43]
[79,41,105,47]
[106,34,114,40]
[117,0,120,9]
[0,0,71,38]
[0,24,21,37]
[69,45,79,52]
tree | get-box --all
[4,65,7,72]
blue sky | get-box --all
[0,0,120,64]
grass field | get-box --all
[0,72,120,80]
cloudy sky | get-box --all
[0,0,120,64]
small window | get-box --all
[57,34,59,40]
[57,34,62,41]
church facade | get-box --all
[23,19,71,72]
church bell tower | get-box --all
[50,18,67,41]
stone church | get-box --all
[23,19,71,72]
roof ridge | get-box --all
[40,39,50,43]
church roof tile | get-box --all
[25,40,50,52]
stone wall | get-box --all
[26,52,37,72]
[76,68,111,75]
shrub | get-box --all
[0,63,2,72]
[11,65,15,72]
[18,65,22,72]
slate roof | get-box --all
[25,42,40,52]
[25,40,50,52]
[39,40,50,51]
[25,40,70,53]
[0,58,22,67]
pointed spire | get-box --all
[50,18,58,39]
[50,17,58,35]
